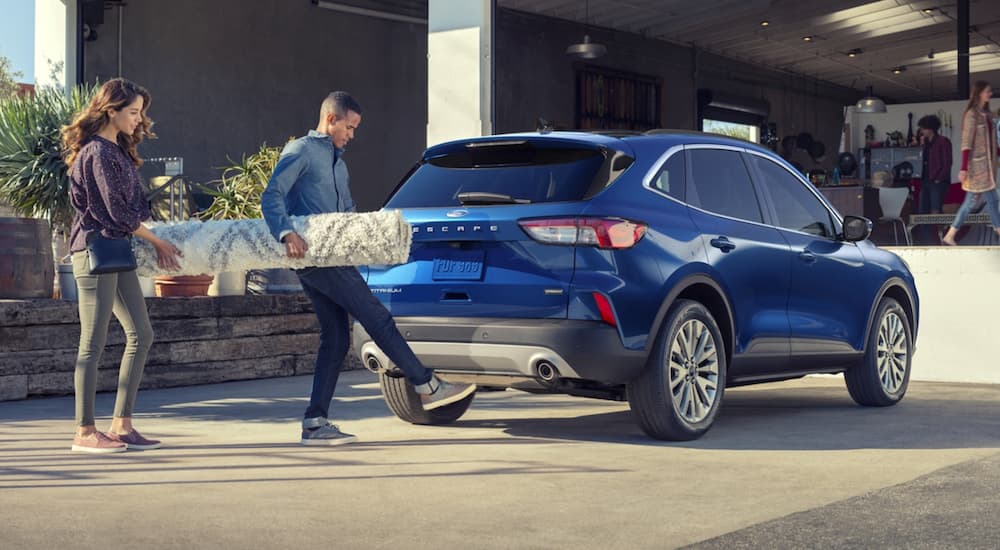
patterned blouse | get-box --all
[68,136,151,253]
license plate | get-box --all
[432,251,484,281]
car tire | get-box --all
[628,299,727,441]
[379,372,475,425]
[845,297,912,407]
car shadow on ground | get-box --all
[455,384,1000,451]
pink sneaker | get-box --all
[71,432,127,454]
[106,429,162,450]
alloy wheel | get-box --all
[667,319,720,423]
[877,311,908,395]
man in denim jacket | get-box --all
[262,92,475,446]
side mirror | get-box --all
[842,216,873,242]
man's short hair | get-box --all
[917,114,941,132]
[321,91,363,118]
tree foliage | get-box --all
[0,56,24,101]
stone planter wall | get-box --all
[0,295,362,401]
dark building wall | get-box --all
[494,9,695,133]
[494,9,862,170]
[83,0,428,211]
[81,2,866,211]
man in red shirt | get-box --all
[916,115,952,243]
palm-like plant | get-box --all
[199,142,283,220]
[0,84,97,234]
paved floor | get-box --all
[1,371,998,549]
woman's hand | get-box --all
[958,170,968,183]
[154,239,183,271]
[133,223,183,271]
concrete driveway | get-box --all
[1,371,998,549]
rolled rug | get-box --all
[134,210,412,277]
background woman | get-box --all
[942,81,1000,245]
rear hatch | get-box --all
[366,135,635,319]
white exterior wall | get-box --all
[34,0,77,92]
[891,247,1000,384]
[427,0,493,147]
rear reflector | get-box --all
[593,292,617,327]
[518,217,647,249]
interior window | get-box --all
[650,150,685,201]
[750,155,836,238]
[686,148,763,223]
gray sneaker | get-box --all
[419,377,477,411]
[300,423,358,446]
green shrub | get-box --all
[199,142,284,220]
[0,84,97,233]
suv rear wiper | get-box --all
[457,192,532,206]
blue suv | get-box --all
[354,131,919,441]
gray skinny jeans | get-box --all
[71,251,154,426]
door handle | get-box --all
[798,251,817,264]
[441,290,471,302]
[709,237,736,253]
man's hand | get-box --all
[283,232,309,259]
[958,170,968,183]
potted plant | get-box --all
[0,83,97,300]
[200,142,280,222]
[197,141,301,296]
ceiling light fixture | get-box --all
[802,35,813,42]
[760,21,770,27]
[847,48,863,58]
[566,0,607,59]
[892,66,906,74]
[855,86,887,113]
[922,8,936,14]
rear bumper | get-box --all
[352,317,648,385]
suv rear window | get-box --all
[385,141,631,208]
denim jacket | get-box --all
[261,130,356,242]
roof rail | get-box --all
[643,128,692,135]
[579,129,645,138]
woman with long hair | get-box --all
[62,78,182,453]
[942,80,1000,245]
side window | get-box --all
[750,155,836,238]
[686,148,763,223]
[650,150,685,201]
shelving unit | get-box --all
[575,65,661,131]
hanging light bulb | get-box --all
[566,0,607,59]
[566,35,607,59]
[855,85,887,113]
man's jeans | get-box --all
[296,266,433,421]
[916,181,949,243]
[919,181,949,215]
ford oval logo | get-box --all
[446,209,469,218]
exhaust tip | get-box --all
[364,355,384,374]
[535,360,559,382]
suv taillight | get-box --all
[518,217,647,249]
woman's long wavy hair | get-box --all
[965,80,992,114]
[61,78,155,169]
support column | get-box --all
[427,0,495,147]
[34,0,79,92]
[957,0,970,99]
